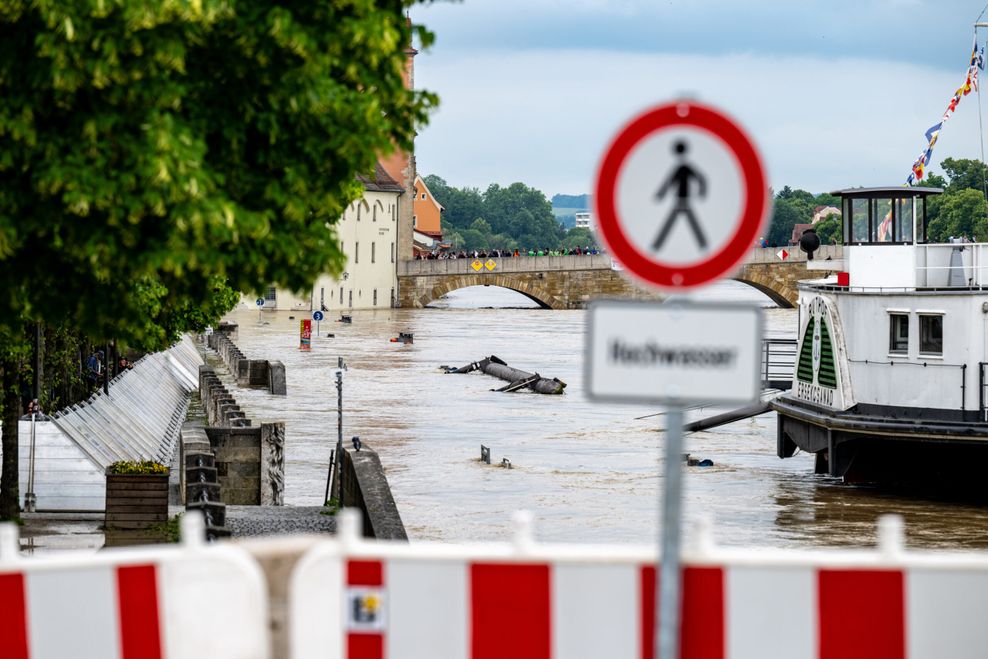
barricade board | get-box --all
[0,522,269,659]
[290,514,988,659]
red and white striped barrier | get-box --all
[291,512,988,659]
[0,514,269,659]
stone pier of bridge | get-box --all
[397,246,842,310]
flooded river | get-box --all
[225,283,988,550]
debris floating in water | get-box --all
[444,355,565,395]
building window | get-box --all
[339,287,343,305]
[373,206,377,222]
[919,314,943,355]
[896,198,914,243]
[851,198,868,243]
[390,287,395,307]
[373,289,378,306]
[371,242,376,264]
[889,313,908,354]
[421,193,426,200]
[348,290,352,308]
[320,287,325,307]
[265,287,277,301]
[355,242,359,264]
[391,242,395,263]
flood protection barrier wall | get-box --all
[14,336,202,511]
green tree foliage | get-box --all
[0,1,435,346]
[425,177,566,250]
[927,188,988,242]
[939,158,988,194]
[0,1,436,519]
[767,198,804,246]
[814,214,842,244]
[921,161,988,241]
[561,227,598,251]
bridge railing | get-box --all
[745,244,843,263]
[400,246,845,276]
[399,254,615,276]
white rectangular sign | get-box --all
[585,300,763,406]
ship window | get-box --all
[872,199,893,242]
[897,198,914,242]
[851,198,869,243]
[919,314,943,355]
[889,313,908,354]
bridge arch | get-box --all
[423,275,563,310]
[732,268,797,308]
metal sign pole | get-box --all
[657,406,684,659]
[336,356,345,506]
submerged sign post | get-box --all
[589,100,769,659]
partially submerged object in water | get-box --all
[444,355,566,395]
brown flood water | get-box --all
[224,282,988,550]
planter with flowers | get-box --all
[105,460,169,530]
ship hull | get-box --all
[774,395,988,484]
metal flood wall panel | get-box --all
[11,335,204,511]
[15,420,107,511]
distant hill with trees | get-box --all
[551,193,591,229]
[423,176,598,251]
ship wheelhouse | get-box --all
[774,185,988,484]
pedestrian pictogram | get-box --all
[471,260,483,272]
[593,101,770,290]
[485,259,497,271]
[653,141,707,250]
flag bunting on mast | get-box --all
[905,35,985,185]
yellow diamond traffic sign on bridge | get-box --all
[485,259,497,271]
[471,260,483,272]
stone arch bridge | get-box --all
[398,246,843,310]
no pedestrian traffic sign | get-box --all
[593,101,770,290]
[587,99,770,659]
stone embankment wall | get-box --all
[208,324,286,395]
[180,421,228,539]
[198,365,284,506]
[337,443,406,540]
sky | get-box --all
[412,0,988,199]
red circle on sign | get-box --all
[594,101,769,290]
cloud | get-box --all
[414,48,982,196]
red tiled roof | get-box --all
[357,162,404,193]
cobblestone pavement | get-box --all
[224,505,336,537]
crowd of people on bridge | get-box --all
[415,246,604,260]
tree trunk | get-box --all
[0,360,21,520]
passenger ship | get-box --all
[772,185,988,483]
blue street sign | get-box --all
[312,311,324,322]
[256,298,265,307]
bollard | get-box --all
[512,510,535,556]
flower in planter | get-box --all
[108,460,168,475]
